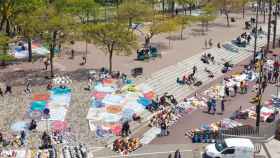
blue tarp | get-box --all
[50,87,71,95]
[31,101,47,111]
[137,97,152,107]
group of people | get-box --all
[177,66,197,85]
[201,53,215,64]
[235,32,251,46]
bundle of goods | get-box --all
[185,119,243,143]
[87,81,155,138]
[203,85,225,99]
[62,145,88,158]
[0,149,26,158]
[271,96,280,109]
[182,96,208,110]
[245,106,276,122]
[113,137,141,154]
[26,147,59,158]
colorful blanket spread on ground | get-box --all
[87,80,154,138]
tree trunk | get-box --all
[162,0,165,13]
[5,19,10,35]
[50,31,57,78]
[263,0,266,23]
[27,37,32,62]
[242,6,245,19]
[273,3,278,48]
[109,50,113,74]
[266,0,272,51]
[0,18,5,31]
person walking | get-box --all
[207,99,212,113]
[192,65,197,75]
[43,58,49,70]
[208,39,213,48]
[0,87,3,97]
[122,121,131,137]
[274,71,279,83]
[268,70,272,83]
[225,86,230,97]
[160,120,168,136]
[204,39,208,49]
[4,82,12,94]
[24,79,32,94]
[221,97,225,114]
[233,84,238,96]
[174,149,181,158]
[212,98,216,115]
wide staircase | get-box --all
[144,32,272,101]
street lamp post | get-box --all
[254,0,262,132]
[253,0,260,63]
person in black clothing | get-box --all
[4,83,12,94]
[20,130,26,145]
[0,87,3,96]
[192,66,197,75]
[160,120,167,136]
[225,86,230,96]
[41,132,51,149]
[247,35,251,43]
[233,84,238,96]
[29,120,37,131]
[174,149,181,158]
[221,97,225,113]
[122,121,131,137]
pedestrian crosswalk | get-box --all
[141,26,276,101]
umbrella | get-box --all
[51,120,68,132]
[11,121,27,132]
[31,101,47,111]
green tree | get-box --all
[84,23,138,73]
[63,0,100,24]
[200,3,217,31]
[0,34,14,66]
[211,0,240,27]
[14,0,45,62]
[38,3,75,77]
[144,16,179,47]
[118,0,153,28]
[175,16,191,40]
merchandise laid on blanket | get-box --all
[87,78,156,151]
[1,84,88,158]
[185,118,245,143]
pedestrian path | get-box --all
[142,27,276,101]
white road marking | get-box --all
[93,149,193,158]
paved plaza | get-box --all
[1,7,280,158]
